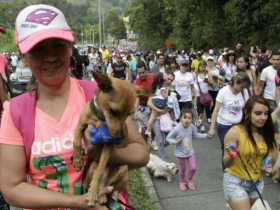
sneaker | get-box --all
[179,182,187,191]
[207,118,211,123]
[145,129,152,137]
[186,181,196,190]
[199,125,206,133]
[151,141,158,151]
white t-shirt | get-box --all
[174,71,194,102]
[194,74,209,96]
[216,85,248,125]
[260,65,277,101]
[223,63,236,81]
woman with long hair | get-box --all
[223,96,277,210]
[236,55,257,96]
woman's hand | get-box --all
[207,127,215,138]
[75,186,115,210]
[175,137,183,144]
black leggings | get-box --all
[208,90,218,114]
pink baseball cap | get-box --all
[15,4,74,54]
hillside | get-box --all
[66,0,132,15]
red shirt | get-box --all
[133,73,156,105]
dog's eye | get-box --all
[110,109,121,116]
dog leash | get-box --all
[90,96,106,121]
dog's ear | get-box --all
[92,72,113,93]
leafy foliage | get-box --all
[105,10,127,41]
[126,0,280,50]
[128,170,159,210]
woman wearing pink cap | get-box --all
[0,4,148,210]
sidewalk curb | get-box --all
[140,167,163,210]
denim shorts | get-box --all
[223,172,264,201]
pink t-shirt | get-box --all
[0,78,89,210]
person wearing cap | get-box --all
[173,58,196,111]
[0,4,148,210]
[222,50,237,83]
[206,56,221,115]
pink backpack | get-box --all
[9,80,97,165]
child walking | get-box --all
[167,109,209,191]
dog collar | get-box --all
[90,96,105,121]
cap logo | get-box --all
[25,8,58,26]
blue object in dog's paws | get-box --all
[90,124,123,145]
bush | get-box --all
[128,170,159,210]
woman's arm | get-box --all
[223,127,239,168]
[207,101,222,138]
[0,144,91,209]
[147,97,168,114]
[110,116,149,169]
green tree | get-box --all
[105,10,127,41]
[224,0,280,48]
[126,0,174,50]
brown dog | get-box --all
[73,72,136,206]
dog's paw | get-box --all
[86,192,98,207]
[98,194,108,204]
[167,177,172,182]
[72,158,83,171]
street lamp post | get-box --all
[98,0,102,47]
[92,29,95,45]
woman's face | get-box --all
[180,64,188,73]
[250,103,269,128]
[207,60,214,68]
[170,63,177,70]
[166,74,174,85]
[22,38,72,87]
[237,57,247,70]
[232,79,244,92]
[229,55,235,62]
[198,64,206,73]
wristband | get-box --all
[226,144,238,159]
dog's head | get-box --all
[166,162,178,176]
[92,72,136,138]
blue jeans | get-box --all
[152,119,166,160]
[216,123,232,170]
[223,172,264,201]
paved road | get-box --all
[151,136,280,210]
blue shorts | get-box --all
[223,172,264,202]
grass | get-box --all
[128,169,159,210]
